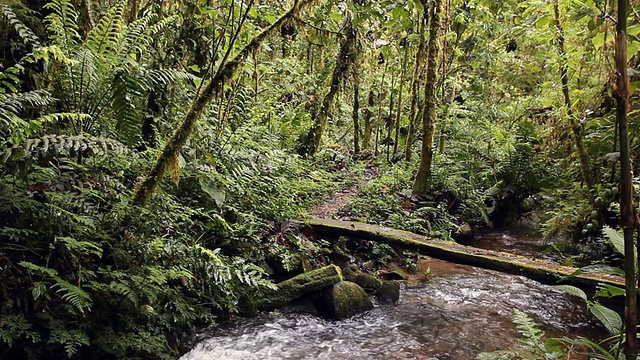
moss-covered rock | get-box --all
[376,280,400,303]
[354,273,382,291]
[341,263,361,281]
[256,265,343,310]
[318,281,373,320]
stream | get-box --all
[182,229,607,360]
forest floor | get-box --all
[311,162,379,219]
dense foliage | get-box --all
[2,0,640,358]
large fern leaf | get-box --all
[43,0,81,48]
[85,0,126,58]
[0,4,41,48]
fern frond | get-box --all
[2,134,130,163]
[55,236,103,258]
[145,69,199,87]
[0,4,41,48]
[0,90,54,113]
[18,261,93,313]
[117,12,155,59]
[512,308,545,350]
[51,277,93,313]
[49,326,90,358]
[86,0,126,58]
[0,65,22,93]
[148,14,181,35]
[44,0,81,48]
[110,282,139,308]
[111,70,144,145]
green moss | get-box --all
[321,281,373,320]
[257,265,342,310]
[303,218,624,290]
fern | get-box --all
[44,0,81,48]
[0,4,40,48]
[48,327,90,358]
[85,0,125,58]
[18,261,93,314]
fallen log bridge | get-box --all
[302,218,624,289]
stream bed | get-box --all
[182,258,606,360]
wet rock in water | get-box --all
[452,223,474,243]
[318,281,373,320]
[341,263,361,281]
[378,269,408,281]
[376,280,400,303]
[354,274,382,291]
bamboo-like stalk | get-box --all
[615,0,637,357]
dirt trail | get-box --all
[311,164,378,219]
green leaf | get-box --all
[553,285,588,302]
[591,32,606,49]
[590,302,622,335]
[602,226,625,256]
[594,284,625,299]
[627,41,640,62]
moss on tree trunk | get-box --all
[412,0,443,196]
[132,0,318,206]
[302,217,625,290]
[298,21,358,158]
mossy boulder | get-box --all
[318,281,373,320]
[354,273,382,291]
[341,263,361,281]
[376,280,400,304]
[256,265,343,310]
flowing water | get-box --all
[472,225,563,263]
[182,228,608,360]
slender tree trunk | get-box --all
[553,0,594,190]
[412,0,443,197]
[405,8,427,162]
[393,44,409,157]
[616,1,637,358]
[132,0,317,206]
[353,82,361,155]
[299,21,358,158]
[375,63,388,156]
[385,68,396,162]
[362,91,373,149]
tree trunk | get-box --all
[393,44,409,157]
[552,0,594,190]
[299,20,358,158]
[132,0,317,206]
[405,7,427,162]
[616,0,637,358]
[362,92,373,150]
[412,0,443,197]
[353,82,361,155]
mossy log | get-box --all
[256,264,343,310]
[302,218,624,290]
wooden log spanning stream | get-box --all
[302,217,625,290]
